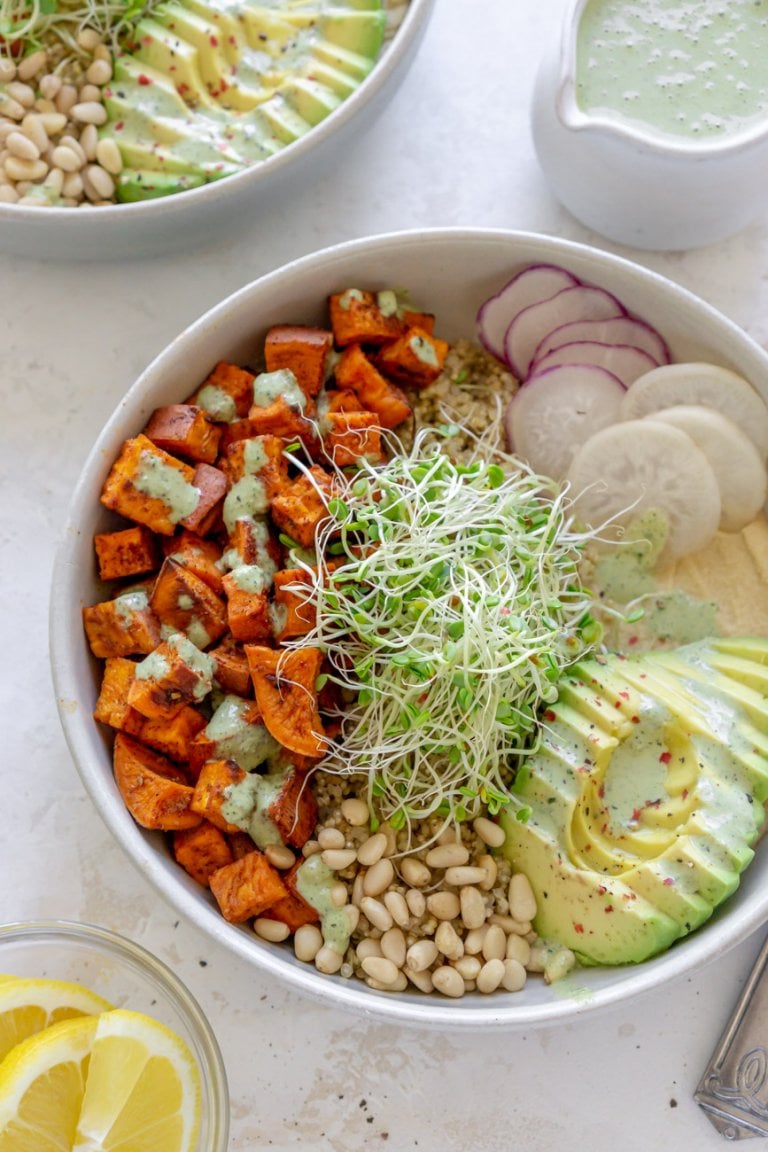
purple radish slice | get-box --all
[504,363,625,482]
[504,285,627,379]
[532,315,671,368]
[528,341,658,388]
[476,264,580,364]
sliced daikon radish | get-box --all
[620,362,768,459]
[505,364,624,481]
[504,285,627,379]
[529,341,657,387]
[476,264,580,365]
[533,315,670,367]
[567,419,722,563]
[647,405,768,532]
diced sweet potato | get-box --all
[139,706,207,763]
[179,463,227,536]
[263,889,319,932]
[271,568,315,641]
[162,531,224,596]
[191,758,246,833]
[328,289,403,347]
[228,830,258,860]
[190,360,255,421]
[245,645,327,758]
[322,410,383,467]
[126,634,215,720]
[322,389,365,415]
[83,593,161,659]
[100,434,200,536]
[209,849,288,923]
[173,821,233,887]
[402,309,435,334]
[264,325,333,399]
[222,577,272,644]
[375,326,449,389]
[269,465,333,549]
[248,395,316,443]
[144,404,222,465]
[149,557,227,648]
[268,765,318,849]
[94,525,159,583]
[219,434,288,498]
[113,733,201,831]
[333,344,412,429]
[225,517,280,572]
[94,657,143,731]
[208,635,253,697]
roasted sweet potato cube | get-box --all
[190,360,255,421]
[126,633,215,720]
[375,326,449,388]
[113,733,201,831]
[144,404,222,465]
[100,434,200,537]
[209,849,288,923]
[245,645,326,757]
[402,309,436,334]
[191,758,246,833]
[264,325,333,399]
[268,765,318,849]
[139,705,207,763]
[94,657,144,732]
[333,344,412,428]
[209,635,253,697]
[94,525,159,583]
[222,574,272,644]
[225,517,280,572]
[263,889,319,932]
[228,830,258,860]
[173,821,234,887]
[322,411,383,467]
[271,568,315,641]
[322,389,365,415]
[219,434,288,497]
[248,395,315,443]
[328,289,403,347]
[162,530,224,596]
[269,466,333,549]
[149,557,227,648]
[180,463,227,536]
[83,592,161,659]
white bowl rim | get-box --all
[50,225,768,1030]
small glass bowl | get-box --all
[0,919,229,1151]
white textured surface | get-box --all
[3,2,768,1148]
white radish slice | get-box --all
[476,264,580,364]
[533,315,670,367]
[529,341,657,388]
[505,364,624,481]
[620,362,768,459]
[647,405,768,532]
[567,419,722,563]
[504,285,627,379]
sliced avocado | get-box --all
[281,77,342,125]
[321,8,386,55]
[116,169,206,201]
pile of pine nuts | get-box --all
[0,31,122,207]
[253,781,576,999]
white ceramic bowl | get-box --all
[0,0,434,263]
[50,227,768,1029]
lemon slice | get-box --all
[0,1010,201,1152]
[0,975,113,1062]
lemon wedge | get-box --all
[0,975,113,1062]
[0,1009,201,1152]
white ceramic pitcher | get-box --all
[531,0,768,250]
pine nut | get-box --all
[87,164,115,204]
[463,925,488,954]
[77,27,102,50]
[317,826,346,850]
[80,122,99,160]
[406,939,438,972]
[359,896,393,932]
[453,954,482,981]
[293,924,323,962]
[356,832,387,867]
[264,842,295,870]
[361,956,400,985]
[477,958,506,993]
[508,873,537,922]
[459,885,487,930]
[425,842,469,869]
[315,946,344,975]
[0,59,16,84]
[94,44,112,61]
[3,155,47,181]
[351,872,365,908]
[60,134,86,162]
[17,191,52,205]
[330,882,348,908]
[340,797,369,826]
[356,938,383,962]
[16,50,47,82]
[501,958,527,992]
[55,85,78,115]
[0,96,25,121]
[254,918,290,943]
[365,972,408,993]
[7,81,35,108]
[544,948,576,985]
[0,185,19,203]
[61,171,83,199]
[51,145,82,173]
[477,853,498,891]
[506,934,531,966]
[435,920,463,961]
[302,839,321,857]
[37,111,67,136]
[400,857,431,887]
[79,83,102,104]
[405,965,433,993]
[21,114,48,153]
[482,924,507,962]
[426,891,461,920]
[321,848,357,870]
[343,903,360,934]
[526,940,549,973]
[444,865,488,886]
[432,965,465,998]
[383,890,409,927]
[6,131,39,161]
[473,815,506,848]
[38,74,62,100]
[380,926,406,968]
[0,124,13,145]
[490,913,531,935]
[71,100,106,125]
[42,167,63,196]
[362,857,394,897]
[86,58,113,86]
[405,887,425,917]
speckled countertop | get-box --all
[4,2,768,1149]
